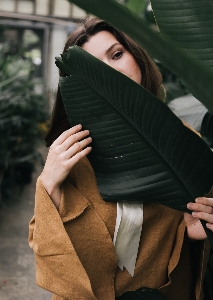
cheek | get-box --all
[126,56,142,84]
[132,63,142,84]
[113,55,142,84]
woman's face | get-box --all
[82,31,142,85]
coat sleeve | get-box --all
[28,176,98,300]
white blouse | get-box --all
[113,202,144,276]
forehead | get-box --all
[82,31,120,59]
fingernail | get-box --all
[88,137,92,142]
[206,223,210,228]
[187,203,193,209]
[76,124,82,128]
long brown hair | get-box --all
[45,17,163,147]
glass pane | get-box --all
[72,4,87,18]
[35,0,49,16]
[0,0,15,12]
[23,29,43,77]
[17,1,34,14]
[53,0,70,18]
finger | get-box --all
[65,136,92,158]
[187,202,213,214]
[52,124,82,146]
[62,130,90,151]
[206,223,213,231]
[69,146,92,166]
[196,197,213,206]
[192,211,213,224]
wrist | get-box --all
[41,172,59,193]
[41,173,61,210]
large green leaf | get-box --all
[68,0,213,114]
[125,0,146,15]
[56,46,213,246]
[149,0,213,290]
[151,0,213,70]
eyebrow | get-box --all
[106,42,120,55]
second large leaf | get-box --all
[56,46,213,213]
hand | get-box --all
[187,197,213,232]
[184,211,206,240]
[41,124,92,208]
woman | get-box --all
[29,18,213,300]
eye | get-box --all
[112,51,123,60]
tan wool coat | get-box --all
[29,157,210,300]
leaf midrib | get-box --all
[63,60,194,202]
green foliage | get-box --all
[56,45,213,246]
[156,62,189,103]
[122,0,189,102]
[124,0,146,15]
[151,0,213,70]
[0,49,49,200]
[150,0,213,106]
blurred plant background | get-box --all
[0,46,49,202]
